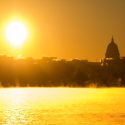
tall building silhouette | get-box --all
[105,37,120,59]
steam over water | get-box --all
[0,88,125,125]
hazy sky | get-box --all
[0,0,125,60]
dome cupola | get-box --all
[105,37,120,59]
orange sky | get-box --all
[0,0,125,61]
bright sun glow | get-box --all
[5,21,28,48]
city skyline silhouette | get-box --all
[0,0,125,60]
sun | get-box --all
[5,21,28,48]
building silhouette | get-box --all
[105,37,120,59]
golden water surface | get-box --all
[0,88,125,125]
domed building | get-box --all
[105,37,120,59]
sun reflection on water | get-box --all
[0,88,96,125]
[2,88,29,125]
[0,88,125,125]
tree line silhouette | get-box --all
[0,55,125,87]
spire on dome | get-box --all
[111,36,114,43]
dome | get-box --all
[105,37,120,59]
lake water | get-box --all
[0,88,125,125]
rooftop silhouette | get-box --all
[105,36,120,59]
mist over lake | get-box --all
[0,88,125,125]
